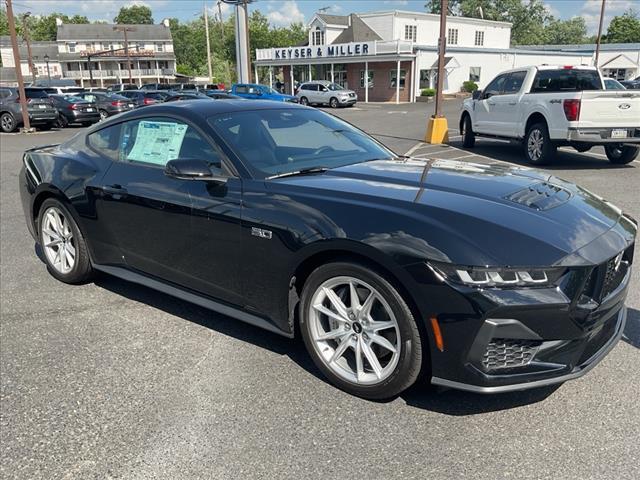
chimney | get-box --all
[162,18,170,28]
[348,14,352,27]
[55,17,63,26]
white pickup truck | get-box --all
[459,65,640,165]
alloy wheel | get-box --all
[1,113,14,132]
[99,110,108,120]
[527,129,543,161]
[330,98,338,108]
[308,276,401,385]
[41,206,76,274]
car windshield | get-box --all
[63,96,88,103]
[25,88,49,98]
[108,94,128,100]
[209,108,393,178]
[327,83,344,91]
[261,86,279,95]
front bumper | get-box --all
[338,96,357,105]
[567,127,640,144]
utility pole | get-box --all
[113,26,135,84]
[594,0,606,68]
[425,0,448,144]
[22,12,36,82]
[204,3,213,83]
[5,0,31,131]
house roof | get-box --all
[333,15,382,44]
[600,53,638,69]
[57,23,172,42]
[515,43,640,53]
[316,14,350,26]
[0,39,59,63]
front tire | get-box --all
[605,144,639,165]
[461,114,475,148]
[38,198,93,284]
[329,97,339,108]
[300,262,423,400]
[299,96,309,106]
[1,112,16,133]
[524,122,556,165]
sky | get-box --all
[6,0,638,35]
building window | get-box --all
[312,28,325,46]
[404,25,417,42]
[155,42,164,52]
[474,31,484,46]
[469,67,481,82]
[447,28,458,45]
[390,69,406,89]
[360,70,374,88]
[67,42,76,53]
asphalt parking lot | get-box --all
[1,101,639,480]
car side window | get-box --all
[482,74,507,99]
[118,117,222,172]
[88,124,122,162]
[235,85,248,94]
[503,71,527,94]
[83,94,97,102]
[0,88,10,99]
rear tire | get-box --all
[605,144,639,165]
[1,112,16,133]
[461,114,475,148]
[99,109,108,120]
[38,198,93,284]
[299,262,424,400]
[524,122,556,165]
[55,115,68,129]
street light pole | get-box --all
[594,0,606,68]
[44,54,51,83]
[113,26,135,84]
[425,0,448,144]
[5,0,31,131]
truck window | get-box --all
[503,71,527,93]
[482,74,507,99]
[531,69,602,93]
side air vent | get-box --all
[505,182,571,211]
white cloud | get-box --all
[207,1,231,21]
[543,2,560,18]
[327,4,344,14]
[579,0,636,34]
[266,0,305,27]
[383,0,409,5]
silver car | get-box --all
[296,80,357,108]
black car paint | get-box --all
[19,100,636,393]
[0,87,58,130]
[50,95,100,126]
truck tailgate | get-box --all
[578,91,640,128]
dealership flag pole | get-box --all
[425,0,448,144]
[5,0,31,132]
[594,0,606,68]
[204,3,213,83]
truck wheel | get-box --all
[524,122,556,165]
[605,144,639,165]
[461,115,475,148]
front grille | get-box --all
[601,254,627,298]
[583,245,634,301]
[482,339,541,372]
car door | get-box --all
[491,71,527,137]
[93,116,201,286]
[474,73,508,134]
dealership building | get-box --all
[254,10,640,103]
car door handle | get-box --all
[508,102,517,105]
[102,184,128,198]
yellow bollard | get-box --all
[425,116,449,144]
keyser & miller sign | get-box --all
[272,42,377,60]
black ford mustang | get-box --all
[20,99,636,399]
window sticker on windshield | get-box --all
[126,121,188,165]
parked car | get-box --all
[50,94,100,127]
[140,83,173,91]
[204,91,242,100]
[117,90,166,107]
[231,83,298,102]
[620,76,640,89]
[604,78,626,90]
[42,86,86,95]
[0,87,58,132]
[296,80,357,108]
[460,65,640,165]
[167,83,197,91]
[74,92,136,120]
[86,87,108,93]
[106,83,139,93]
[164,92,208,102]
[200,83,225,91]
[20,100,636,399]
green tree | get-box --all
[604,10,640,43]
[113,5,154,24]
[0,8,9,37]
[544,17,587,44]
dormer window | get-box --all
[312,27,325,46]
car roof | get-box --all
[303,80,331,85]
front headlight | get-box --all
[429,262,566,288]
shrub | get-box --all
[421,88,435,97]
[462,81,478,93]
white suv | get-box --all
[296,81,357,108]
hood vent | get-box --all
[504,182,571,211]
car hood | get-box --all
[271,94,296,101]
[270,158,636,266]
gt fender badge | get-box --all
[251,227,272,240]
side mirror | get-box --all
[321,87,328,92]
[164,158,227,183]
[472,90,482,100]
